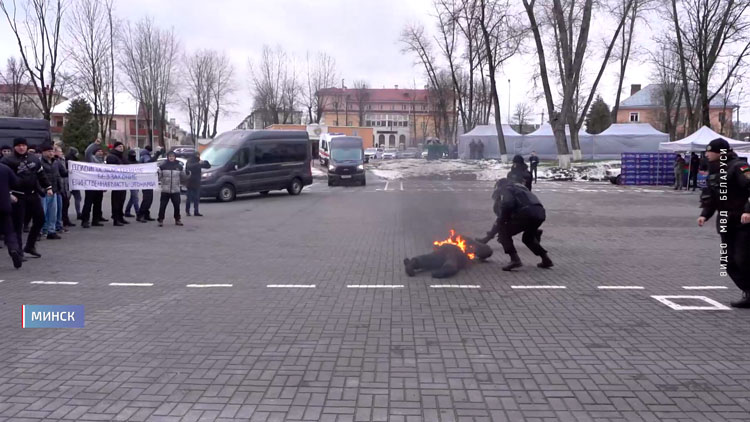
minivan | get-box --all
[0,117,52,147]
[325,135,366,186]
[199,130,313,202]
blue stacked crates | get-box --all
[621,152,675,186]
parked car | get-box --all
[382,149,399,160]
[399,148,420,159]
[364,147,382,160]
[199,130,313,201]
[605,164,622,185]
[171,147,197,158]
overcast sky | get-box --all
[1,0,747,134]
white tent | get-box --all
[658,126,750,152]
[520,124,592,159]
[457,124,523,159]
[593,123,668,159]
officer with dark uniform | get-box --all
[698,138,750,308]
[478,178,552,271]
[0,137,53,259]
[508,154,533,191]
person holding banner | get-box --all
[136,145,156,223]
[0,137,53,259]
[157,151,186,227]
[124,149,140,218]
[106,142,128,226]
[80,147,106,228]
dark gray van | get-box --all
[0,117,52,147]
[326,136,366,186]
[200,130,313,202]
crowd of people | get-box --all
[0,136,209,269]
[673,152,703,191]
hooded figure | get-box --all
[403,231,493,278]
[508,154,533,190]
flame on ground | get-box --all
[433,229,476,260]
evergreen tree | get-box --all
[62,98,97,153]
[585,96,612,135]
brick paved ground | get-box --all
[1,172,748,421]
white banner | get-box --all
[69,161,158,191]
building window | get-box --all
[346,121,352,126]
[402,104,407,110]
[378,104,383,110]
[55,119,63,127]
[110,119,117,130]
[421,105,427,111]
[629,112,639,122]
[367,105,372,110]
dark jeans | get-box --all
[186,188,200,213]
[12,194,44,252]
[81,190,104,223]
[138,189,154,219]
[61,192,73,225]
[111,190,126,222]
[158,192,181,222]
[1,211,20,255]
[531,166,538,183]
[71,190,82,216]
[690,172,698,190]
[718,216,750,292]
[497,207,547,256]
[125,190,140,215]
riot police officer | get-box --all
[698,138,750,308]
[479,178,552,271]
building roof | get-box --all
[318,87,430,103]
[0,83,39,96]
[51,92,141,116]
[620,84,736,109]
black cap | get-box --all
[706,138,731,153]
[0,144,10,150]
[40,144,53,152]
[113,141,124,149]
[13,137,27,147]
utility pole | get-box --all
[507,79,511,124]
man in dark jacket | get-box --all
[403,232,493,278]
[39,144,62,239]
[124,149,140,218]
[185,153,210,216]
[469,140,477,159]
[479,178,552,271]
[0,162,22,268]
[698,138,750,308]
[84,137,102,163]
[508,154,533,191]
[106,142,128,226]
[529,151,540,183]
[476,140,485,159]
[0,137,53,258]
[80,147,106,228]
[689,152,700,191]
[136,145,156,222]
[157,151,186,226]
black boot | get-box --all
[403,258,416,277]
[10,249,23,269]
[538,253,554,269]
[23,247,41,258]
[730,292,750,309]
[502,253,522,271]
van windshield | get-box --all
[200,146,236,167]
[331,147,362,161]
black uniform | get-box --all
[0,163,23,267]
[508,157,533,191]
[1,149,52,255]
[700,151,750,294]
[529,155,540,183]
[106,149,127,225]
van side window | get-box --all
[232,148,250,168]
[255,142,307,164]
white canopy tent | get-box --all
[658,126,750,152]
[592,123,668,159]
[519,124,592,159]
[457,124,523,159]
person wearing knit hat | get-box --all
[106,142,128,226]
[1,144,11,157]
[699,137,750,308]
[80,147,107,228]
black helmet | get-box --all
[492,178,509,200]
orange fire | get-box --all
[433,230,476,260]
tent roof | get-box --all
[659,126,750,152]
[461,124,521,137]
[525,123,590,137]
[597,123,667,136]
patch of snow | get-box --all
[311,166,326,178]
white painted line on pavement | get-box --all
[109,282,153,287]
[0,280,4,283]
[384,181,389,191]
[347,285,404,289]
[652,295,731,311]
[430,285,481,289]
[682,286,728,290]
[31,281,78,285]
[400,181,404,191]
[598,286,644,290]
[186,284,233,288]
[511,285,567,289]
[266,284,316,288]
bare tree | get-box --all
[119,17,179,147]
[67,0,117,141]
[351,80,370,126]
[0,56,31,117]
[718,61,743,137]
[611,0,653,121]
[209,52,234,137]
[478,0,525,161]
[669,0,750,131]
[250,45,287,126]
[512,101,533,134]
[650,47,684,141]
[280,59,300,124]
[181,49,235,139]
[302,52,336,124]
[1,0,66,121]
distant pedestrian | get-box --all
[689,152,700,191]
[477,141,485,160]
[469,140,477,159]
[674,154,686,190]
[529,151,540,183]
[157,151,186,226]
[185,153,210,217]
[124,149,140,218]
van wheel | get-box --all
[288,178,303,195]
[615,175,622,185]
[327,179,334,187]
[217,184,236,202]
[260,191,270,196]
